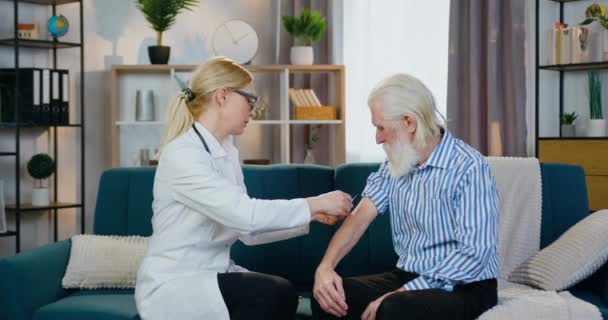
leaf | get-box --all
[135,0,199,41]
[282,8,327,45]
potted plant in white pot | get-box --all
[136,0,199,64]
[587,71,606,137]
[27,153,55,206]
[282,8,326,65]
[560,111,578,137]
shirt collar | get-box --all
[192,121,227,159]
[418,128,455,170]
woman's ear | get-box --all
[214,88,228,106]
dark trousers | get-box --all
[217,272,299,320]
[312,269,497,320]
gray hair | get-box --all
[368,74,443,148]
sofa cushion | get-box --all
[571,290,608,320]
[539,163,589,248]
[94,168,155,237]
[33,290,139,320]
[509,210,608,291]
[62,235,148,289]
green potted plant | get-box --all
[136,0,199,64]
[560,111,578,137]
[586,71,606,137]
[27,153,56,206]
[282,8,326,65]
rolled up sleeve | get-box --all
[362,161,392,215]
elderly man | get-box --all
[312,74,499,320]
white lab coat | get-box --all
[135,122,311,320]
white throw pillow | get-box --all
[62,235,148,289]
[509,209,608,291]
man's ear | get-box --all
[401,114,417,133]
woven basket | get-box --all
[294,106,337,120]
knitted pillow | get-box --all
[509,210,608,291]
[62,235,148,289]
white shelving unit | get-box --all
[110,64,345,167]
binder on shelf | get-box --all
[51,70,61,125]
[0,68,42,124]
[41,69,51,125]
[60,70,69,125]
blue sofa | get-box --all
[1,163,606,320]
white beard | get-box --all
[383,141,419,178]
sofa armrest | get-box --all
[0,240,71,320]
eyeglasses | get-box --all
[233,89,258,111]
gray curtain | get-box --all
[447,0,527,156]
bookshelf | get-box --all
[535,0,608,210]
[0,0,85,253]
[110,64,345,167]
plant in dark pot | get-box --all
[136,0,199,64]
[27,153,56,206]
[560,111,578,137]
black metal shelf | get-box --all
[0,152,16,156]
[1,0,86,254]
[539,137,608,140]
[0,0,80,4]
[5,202,82,212]
[0,122,82,128]
[0,231,17,238]
[539,61,608,72]
[0,39,81,49]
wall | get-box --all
[0,0,310,257]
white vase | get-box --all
[561,124,576,137]
[32,187,49,206]
[586,119,607,137]
[290,46,313,65]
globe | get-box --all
[47,15,69,38]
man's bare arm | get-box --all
[313,197,379,317]
[319,197,379,269]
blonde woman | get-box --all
[134,56,352,320]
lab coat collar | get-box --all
[192,121,227,159]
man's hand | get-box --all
[311,213,346,226]
[361,291,394,320]
[313,264,348,317]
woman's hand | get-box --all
[307,191,353,217]
[311,213,345,226]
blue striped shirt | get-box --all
[362,130,499,291]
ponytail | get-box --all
[159,94,194,153]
